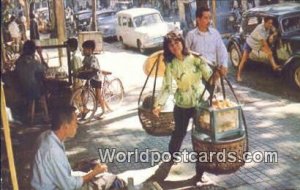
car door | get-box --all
[120,16,131,46]
[126,17,137,47]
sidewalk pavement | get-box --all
[63,77,299,189]
[62,43,300,189]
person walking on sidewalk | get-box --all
[30,13,40,40]
[185,7,228,77]
[152,30,222,183]
[236,16,281,82]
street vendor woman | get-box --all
[152,30,224,183]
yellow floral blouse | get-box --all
[154,54,212,108]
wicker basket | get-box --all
[138,106,174,136]
[138,51,176,136]
[192,130,247,175]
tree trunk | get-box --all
[54,0,66,43]
[91,0,97,31]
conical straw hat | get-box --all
[143,50,166,77]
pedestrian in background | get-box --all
[18,12,27,41]
[185,7,228,76]
[236,17,281,82]
[66,38,83,90]
[8,15,21,52]
[30,13,40,40]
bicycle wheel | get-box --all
[103,78,124,109]
[70,87,97,124]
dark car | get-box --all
[94,10,117,38]
[227,3,300,89]
[114,1,133,12]
[74,10,92,31]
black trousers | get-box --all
[169,105,204,176]
[169,105,195,155]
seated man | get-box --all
[236,16,281,82]
[31,105,108,189]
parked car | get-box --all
[227,3,300,89]
[116,8,181,53]
[114,1,133,12]
[74,10,92,31]
[94,9,117,38]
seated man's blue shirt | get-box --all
[31,130,83,190]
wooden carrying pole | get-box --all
[211,0,217,28]
[1,83,19,190]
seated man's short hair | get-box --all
[51,105,76,131]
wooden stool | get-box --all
[27,95,49,124]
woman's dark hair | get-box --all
[67,38,78,50]
[51,105,76,131]
[82,40,96,51]
[163,30,189,63]
[264,16,273,23]
[196,7,210,18]
[22,40,36,55]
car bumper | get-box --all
[143,37,164,48]
[99,28,116,38]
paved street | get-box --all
[63,42,300,189]
[2,42,300,190]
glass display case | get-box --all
[39,43,72,86]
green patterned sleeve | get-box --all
[154,64,172,107]
[198,57,213,82]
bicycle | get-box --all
[70,69,125,124]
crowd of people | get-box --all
[2,4,282,189]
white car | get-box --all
[116,8,181,53]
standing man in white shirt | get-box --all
[8,15,21,52]
[185,7,228,77]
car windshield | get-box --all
[97,12,115,25]
[77,12,92,20]
[281,15,300,33]
[133,13,162,27]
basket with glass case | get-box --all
[192,76,248,174]
[194,74,246,141]
[194,98,245,142]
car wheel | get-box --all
[289,61,300,89]
[229,43,241,69]
[120,37,127,49]
[137,40,145,54]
